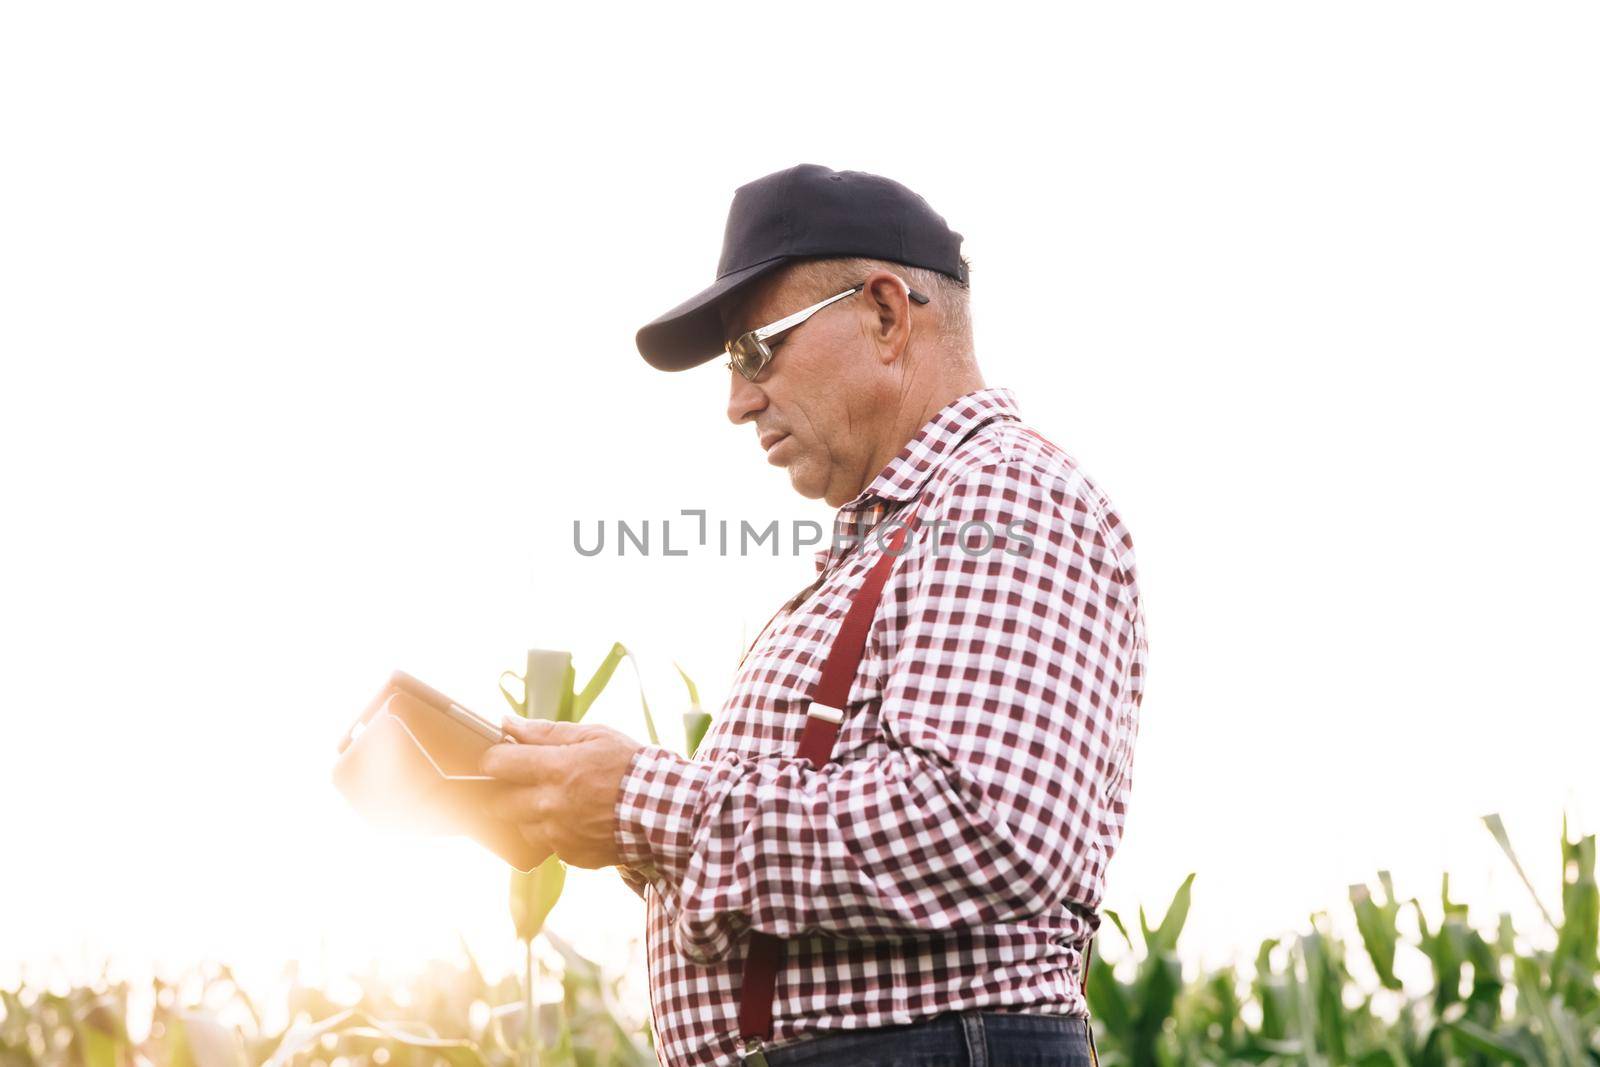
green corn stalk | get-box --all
[1251,937,1295,1051]
[498,645,664,1067]
[502,643,661,741]
[1550,816,1598,1016]
[502,649,568,1067]
[1412,872,1471,1018]
[1085,873,1193,1067]
[1288,935,1325,1067]
[1297,914,1349,1066]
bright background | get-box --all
[3,1,1597,1012]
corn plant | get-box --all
[0,941,653,1067]
[5,768,1595,1067]
[672,663,711,757]
[496,646,661,1067]
[491,650,711,1065]
[1085,815,1600,1066]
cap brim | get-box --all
[635,257,793,371]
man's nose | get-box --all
[726,369,767,426]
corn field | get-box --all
[3,814,1593,1067]
[1086,816,1597,1066]
[8,646,1595,1066]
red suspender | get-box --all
[732,423,1097,1062]
[735,520,913,1059]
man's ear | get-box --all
[862,270,914,364]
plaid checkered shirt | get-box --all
[612,387,1147,1067]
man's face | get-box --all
[720,267,887,507]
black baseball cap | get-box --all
[635,163,967,371]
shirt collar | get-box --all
[850,386,1023,507]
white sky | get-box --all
[3,2,1597,1011]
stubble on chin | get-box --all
[785,454,826,502]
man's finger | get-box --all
[499,716,584,746]
[479,782,546,825]
[480,739,558,783]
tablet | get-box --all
[334,670,549,872]
[387,670,507,744]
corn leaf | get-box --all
[1483,812,1558,931]
[1350,873,1403,991]
[1146,873,1195,956]
[510,855,567,943]
[673,661,702,709]
[1441,1019,1529,1064]
[571,643,629,722]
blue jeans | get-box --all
[757,1009,1097,1067]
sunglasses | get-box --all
[723,280,931,382]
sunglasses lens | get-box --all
[728,336,766,380]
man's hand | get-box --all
[480,717,646,870]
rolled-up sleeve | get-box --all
[614,860,653,902]
[612,459,1140,965]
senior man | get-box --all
[483,164,1147,1067]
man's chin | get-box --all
[784,460,828,502]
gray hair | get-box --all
[782,254,974,361]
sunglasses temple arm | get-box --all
[752,284,866,342]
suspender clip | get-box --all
[806,701,844,723]
[738,1036,770,1066]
